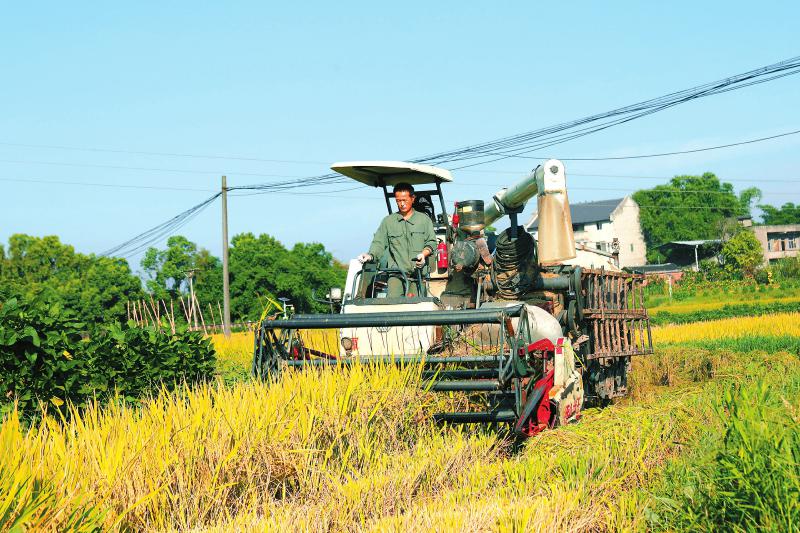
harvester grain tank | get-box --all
[253,160,653,437]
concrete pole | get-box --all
[187,270,198,329]
[222,176,232,338]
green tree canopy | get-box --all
[229,233,346,320]
[759,202,800,225]
[0,234,143,322]
[721,228,763,278]
[632,173,761,262]
[141,236,202,300]
[142,233,347,322]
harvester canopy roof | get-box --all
[331,161,453,187]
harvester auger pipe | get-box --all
[285,355,502,367]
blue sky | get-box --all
[2,1,798,268]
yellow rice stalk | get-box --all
[651,312,800,344]
[210,329,337,370]
[0,361,707,532]
[4,324,797,530]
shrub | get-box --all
[0,294,215,419]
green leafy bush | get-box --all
[0,295,215,419]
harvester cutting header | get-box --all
[254,159,653,437]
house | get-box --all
[752,224,800,264]
[526,196,647,268]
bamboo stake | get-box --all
[162,299,176,334]
[208,303,217,333]
[148,295,161,330]
[217,302,224,333]
[195,295,208,335]
[143,299,156,327]
[178,297,189,324]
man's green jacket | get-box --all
[368,210,437,274]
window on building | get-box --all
[596,242,607,252]
[630,243,634,252]
[572,224,583,232]
[788,232,799,250]
[596,222,603,230]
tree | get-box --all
[141,233,346,322]
[633,173,761,262]
[721,229,763,278]
[141,236,201,300]
[193,249,223,307]
[759,202,800,225]
[228,233,347,320]
[0,234,143,322]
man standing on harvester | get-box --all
[357,182,437,297]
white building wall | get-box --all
[610,197,647,268]
[529,196,648,268]
[563,197,647,268]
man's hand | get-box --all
[414,253,426,268]
[357,253,373,264]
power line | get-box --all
[1,176,215,192]
[568,172,800,183]
[0,158,309,179]
[100,193,221,258]
[452,182,786,196]
[464,128,800,162]
[101,56,800,256]
[420,55,800,170]
[0,141,328,165]
[452,168,800,183]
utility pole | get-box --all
[222,175,231,338]
[186,269,198,329]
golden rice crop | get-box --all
[5,319,798,531]
[209,331,253,369]
[210,329,337,368]
[651,311,800,344]
[0,351,727,532]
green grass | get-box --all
[646,284,800,315]
[651,301,800,325]
[644,376,800,531]
[661,335,800,354]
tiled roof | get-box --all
[528,198,625,229]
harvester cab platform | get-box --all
[253,159,653,438]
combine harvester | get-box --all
[253,160,652,437]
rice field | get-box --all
[651,311,800,344]
[2,314,799,531]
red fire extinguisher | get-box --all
[437,240,449,270]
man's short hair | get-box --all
[393,182,415,195]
